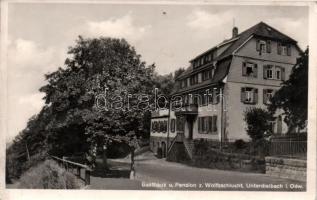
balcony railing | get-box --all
[174,103,198,115]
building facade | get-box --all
[150,22,302,158]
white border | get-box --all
[1,1,316,200]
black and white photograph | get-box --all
[1,0,316,199]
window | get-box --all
[241,87,258,104]
[202,69,212,81]
[263,65,285,80]
[275,67,281,80]
[256,40,269,55]
[211,88,219,105]
[198,116,217,134]
[266,65,274,79]
[152,121,158,132]
[170,119,175,133]
[263,89,275,105]
[245,88,254,103]
[198,117,207,133]
[282,46,287,56]
[159,121,163,132]
[190,74,198,85]
[190,74,199,85]
[163,121,168,133]
[260,41,266,53]
[277,42,291,56]
[242,62,258,77]
[212,116,217,132]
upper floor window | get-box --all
[263,89,276,105]
[202,69,212,81]
[277,43,291,56]
[242,62,258,77]
[256,39,271,54]
[190,74,199,85]
[241,87,258,104]
[263,65,285,80]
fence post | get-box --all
[85,170,91,185]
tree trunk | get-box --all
[102,148,109,170]
[130,147,135,170]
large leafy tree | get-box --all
[269,48,308,133]
[38,36,157,156]
[7,36,180,175]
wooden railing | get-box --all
[50,155,92,185]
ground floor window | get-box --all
[198,116,217,134]
[170,119,176,132]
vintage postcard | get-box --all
[0,0,316,200]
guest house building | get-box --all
[150,22,302,159]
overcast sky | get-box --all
[6,3,308,142]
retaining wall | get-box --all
[265,156,306,182]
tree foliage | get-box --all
[243,107,273,141]
[269,48,308,132]
[7,36,181,178]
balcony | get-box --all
[174,103,198,116]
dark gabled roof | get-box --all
[172,22,299,95]
[216,21,297,61]
[176,21,298,78]
[189,37,239,63]
[171,58,231,95]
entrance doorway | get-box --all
[186,116,195,140]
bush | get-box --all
[6,150,48,181]
[234,139,247,149]
[243,107,273,141]
[18,159,82,189]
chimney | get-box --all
[232,27,238,38]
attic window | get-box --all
[267,27,272,34]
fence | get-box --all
[50,155,92,185]
[269,140,307,157]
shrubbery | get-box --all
[6,150,47,181]
[18,159,82,189]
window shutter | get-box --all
[198,118,201,133]
[242,62,247,76]
[256,40,260,51]
[287,44,291,56]
[253,64,258,78]
[164,121,167,133]
[213,115,218,132]
[281,68,285,81]
[263,89,267,105]
[277,42,282,55]
[263,65,267,79]
[212,88,217,104]
[201,117,205,132]
[208,117,213,133]
[267,40,271,53]
[254,88,258,104]
[241,87,246,102]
